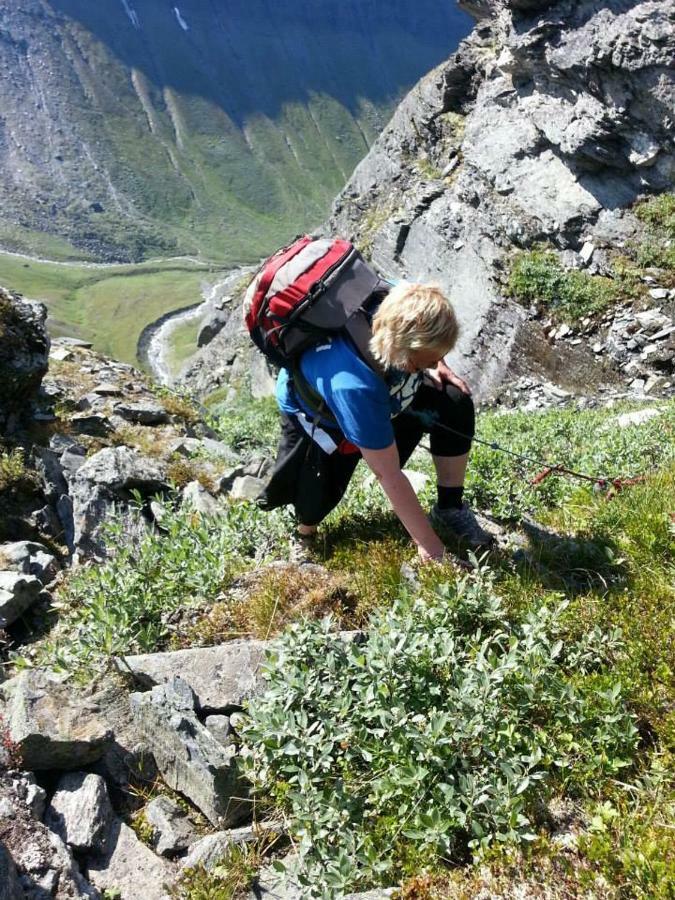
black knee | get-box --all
[429,385,475,455]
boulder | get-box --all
[45,772,113,853]
[0,670,112,770]
[70,447,168,559]
[0,839,23,900]
[118,640,266,712]
[87,818,175,900]
[114,401,170,426]
[230,475,265,501]
[145,796,196,857]
[0,289,50,433]
[181,823,279,871]
[0,572,42,628]
[130,677,248,827]
[0,541,59,585]
[181,481,221,516]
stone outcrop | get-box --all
[0,289,50,433]
[69,446,169,561]
[45,773,114,854]
[324,0,675,399]
[0,670,112,771]
[130,677,248,827]
[119,640,267,712]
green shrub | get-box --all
[632,193,675,275]
[507,250,618,321]
[242,565,638,897]
[209,396,280,455]
[634,193,675,238]
[30,494,292,672]
[463,402,675,520]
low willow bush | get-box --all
[30,495,292,672]
[241,565,638,898]
[464,402,675,520]
[507,250,618,320]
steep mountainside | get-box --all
[327,0,675,397]
[0,0,472,262]
[177,0,674,406]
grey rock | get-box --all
[92,383,123,396]
[250,353,277,399]
[635,310,671,333]
[0,541,59,585]
[181,481,221,516]
[205,715,234,749]
[230,475,265,501]
[215,466,246,495]
[54,337,93,349]
[649,288,670,301]
[45,772,113,853]
[114,401,170,426]
[0,290,50,434]
[118,640,267,712]
[0,670,112,770]
[0,777,98,899]
[130,677,248,826]
[69,412,112,436]
[0,572,42,628]
[33,446,68,501]
[87,818,175,900]
[49,345,74,362]
[12,773,47,821]
[70,447,168,560]
[579,242,595,266]
[182,823,280,871]
[0,839,23,900]
[145,796,196,857]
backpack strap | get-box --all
[289,283,391,428]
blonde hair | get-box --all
[370,282,459,368]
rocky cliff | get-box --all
[178,0,674,405]
[327,0,675,397]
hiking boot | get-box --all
[288,531,318,565]
[430,503,495,550]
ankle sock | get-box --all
[437,485,464,510]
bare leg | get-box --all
[298,523,318,536]
[433,452,469,488]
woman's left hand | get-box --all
[426,360,472,395]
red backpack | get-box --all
[243,235,389,371]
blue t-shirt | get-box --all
[276,335,421,450]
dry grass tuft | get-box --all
[176,563,357,646]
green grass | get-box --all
[16,398,675,896]
[507,250,619,321]
[633,192,675,276]
[0,252,228,367]
[164,317,203,379]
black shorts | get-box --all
[257,383,475,526]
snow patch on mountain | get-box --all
[174,6,189,31]
[120,0,140,29]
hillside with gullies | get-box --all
[0,0,470,263]
[0,1,674,898]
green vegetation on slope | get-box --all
[16,397,675,895]
[507,193,675,322]
[0,253,228,367]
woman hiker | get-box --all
[256,281,494,564]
